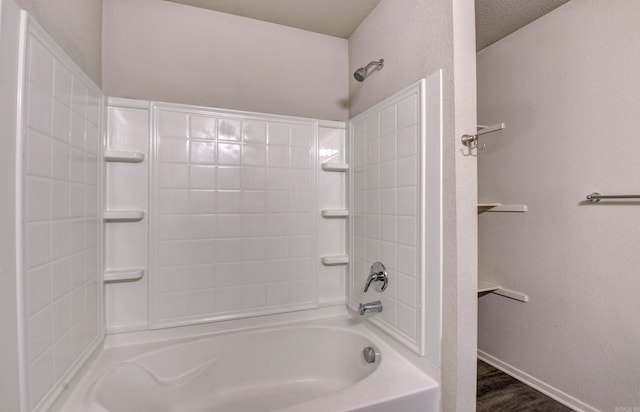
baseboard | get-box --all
[477,350,600,412]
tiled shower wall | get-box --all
[150,105,320,328]
[349,77,442,361]
[102,100,345,333]
[351,90,422,351]
[21,18,103,410]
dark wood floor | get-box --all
[477,359,574,411]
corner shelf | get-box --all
[321,255,349,266]
[321,163,349,172]
[104,210,145,222]
[321,209,349,218]
[478,203,528,213]
[104,150,145,163]
[104,268,144,283]
[478,278,529,302]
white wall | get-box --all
[15,0,102,86]
[477,1,640,410]
[0,1,23,409]
[349,0,477,409]
[102,0,348,122]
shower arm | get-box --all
[365,59,384,72]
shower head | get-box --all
[353,59,384,82]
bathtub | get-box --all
[56,307,440,412]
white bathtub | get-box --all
[57,307,440,412]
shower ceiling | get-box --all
[164,0,569,49]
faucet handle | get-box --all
[364,261,388,293]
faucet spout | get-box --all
[358,301,383,316]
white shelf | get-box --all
[321,209,349,218]
[478,203,528,213]
[492,287,529,302]
[104,210,145,222]
[478,279,501,293]
[104,150,145,163]
[104,268,144,283]
[321,162,349,172]
[478,278,529,302]
[321,255,349,266]
[478,203,501,213]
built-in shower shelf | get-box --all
[104,150,145,163]
[478,203,528,213]
[104,210,145,222]
[321,209,349,218]
[104,268,144,283]
[321,162,349,172]
[321,255,349,266]
[478,278,529,302]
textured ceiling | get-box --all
[164,0,382,39]
[476,0,570,50]
[165,0,570,47]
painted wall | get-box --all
[477,1,640,410]
[0,1,23,409]
[349,0,478,409]
[102,0,348,122]
[15,0,102,86]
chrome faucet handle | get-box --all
[363,262,388,293]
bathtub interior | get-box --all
[86,325,380,412]
[58,309,439,412]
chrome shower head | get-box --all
[353,59,384,82]
[354,67,368,82]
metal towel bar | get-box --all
[586,192,640,203]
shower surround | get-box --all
[17,15,104,412]
[104,99,348,333]
[6,6,444,412]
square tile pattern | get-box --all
[23,33,102,408]
[153,109,316,324]
[352,94,421,343]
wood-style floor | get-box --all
[477,360,574,411]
